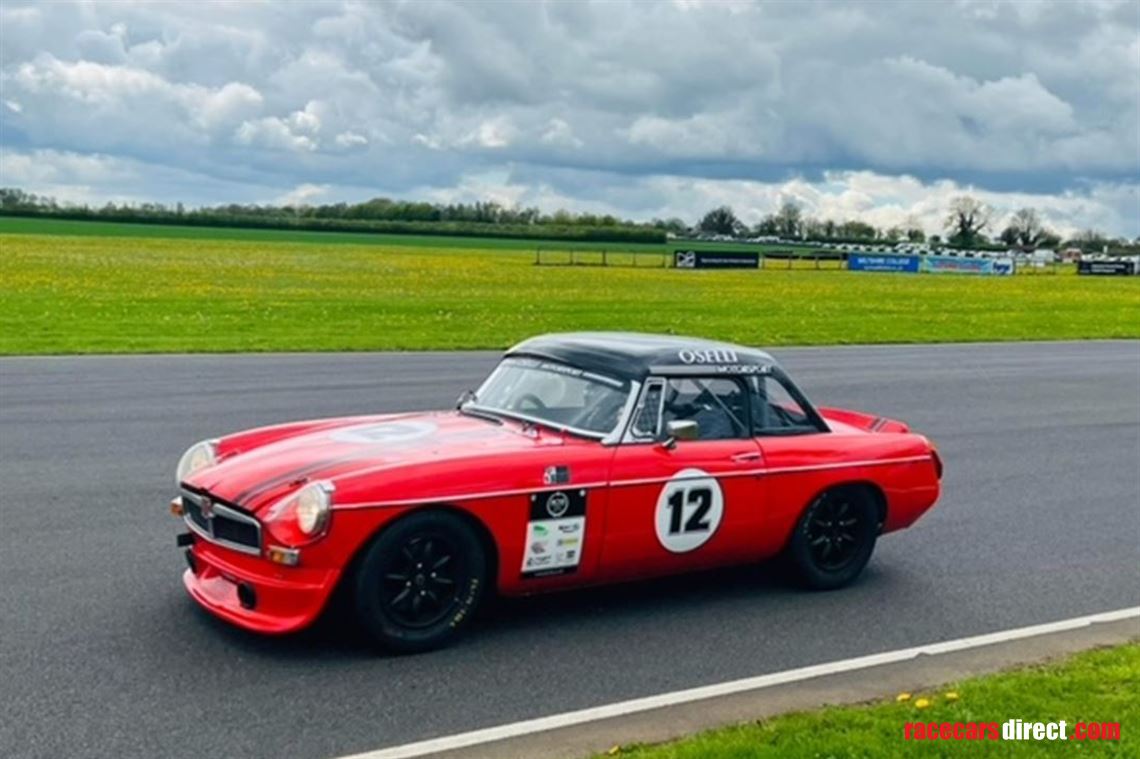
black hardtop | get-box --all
[505,332,778,382]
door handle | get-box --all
[730,452,762,463]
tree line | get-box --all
[0,188,667,245]
[1,187,1133,252]
[698,196,1136,253]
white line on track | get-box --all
[336,606,1140,759]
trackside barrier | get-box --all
[534,249,669,268]
[534,247,1083,276]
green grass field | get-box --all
[1,224,1136,354]
[595,643,1139,758]
[0,215,727,253]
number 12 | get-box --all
[667,487,713,534]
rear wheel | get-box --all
[786,486,878,590]
[354,510,487,653]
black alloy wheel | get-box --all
[786,486,878,590]
[354,510,487,653]
[381,533,460,629]
[805,492,862,571]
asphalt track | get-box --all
[1,341,1138,759]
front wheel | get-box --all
[785,486,878,590]
[353,510,488,653]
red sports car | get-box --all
[172,333,942,651]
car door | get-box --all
[600,375,765,581]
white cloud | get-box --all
[333,131,368,149]
[0,0,1137,236]
[460,116,517,149]
[234,117,317,152]
[540,119,583,149]
[274,183,330,206]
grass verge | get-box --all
[1,232,1136,354]
[596,642,1139,758]
[0,216,712,252]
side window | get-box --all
[662,377,748,440]
[630,380,664,439]
[751,376,817,434]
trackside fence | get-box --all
[534,248,670,268]
[534,247,1078,275]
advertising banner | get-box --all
[847,253,920,273]
[1078,260,1137,276]
[920,255,1005,275]
[674,250,759,269]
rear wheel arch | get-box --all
[800,481,886,531]
[782,481,884,590]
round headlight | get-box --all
[295,482,333,535]
[176,440,218,484]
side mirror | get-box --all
[662,419,699,448]
[455,389,476,409]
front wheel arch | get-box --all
[339,503,501,595]
[350,506,493,652]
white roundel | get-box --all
[654,468,724,553]
[329,420,436,444]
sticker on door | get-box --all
[655,469,724,553]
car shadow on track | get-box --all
[177,558,895,661]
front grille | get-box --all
[212,515,260,547]
[181,490,262,555]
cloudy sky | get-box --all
[1,0,1137,237]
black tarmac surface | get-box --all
[2,341,1137,758]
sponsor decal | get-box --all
[543,465,571,485]
[545,491,570,518]
[678,348,740,365]
[711,364,770,375]
[522,489,587,578]
[655,469,724,553]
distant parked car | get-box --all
[171,333,943,652]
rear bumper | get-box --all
[182,538,341,635]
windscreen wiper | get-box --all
[458,405,504,425]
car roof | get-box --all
[505,332,778,383]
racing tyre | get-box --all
[786,486,878,590]
[354,510,488,653]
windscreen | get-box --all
[471,357,630,436]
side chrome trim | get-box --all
[333,454,934,511]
